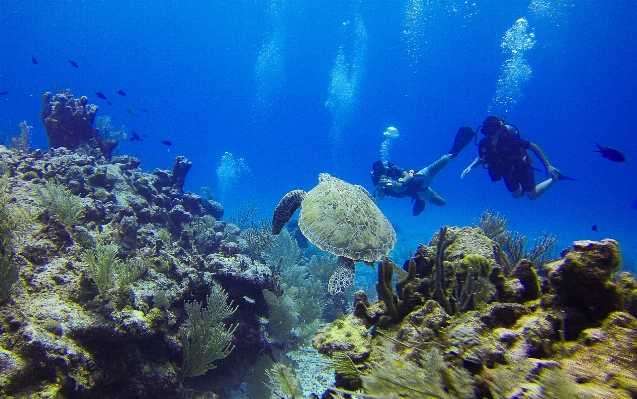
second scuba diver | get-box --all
[461,115,574,200]
[371,126,475,216]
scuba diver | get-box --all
[461,115,574,200]
[372,126,475,216]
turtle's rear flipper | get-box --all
[449,126,475,159]
[272,189,306,235]
[328,257,355,295]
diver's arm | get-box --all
[461,157,482,179]
[396,170,413,186]
[529,142,560,179]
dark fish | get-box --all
[594,143,627,162]
[31,57,38,64]
[68,59,78,68]
[159,140,172,146]
[129,130,143,142]
[592,224,599,232]
[142,109,149,113]
[94,91,107,100]
[115,89,126,96]
[0,91,7,96]
[106,100,112,106]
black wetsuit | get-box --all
[478,127,535,192]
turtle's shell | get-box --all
[299,173,396,262]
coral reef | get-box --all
[1,120,635,397]
[314,227,637,398]
[0,143,280,398]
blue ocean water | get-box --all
[1,1,636,270]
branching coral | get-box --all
[360,347,474,399]
[114,257,147,293]
[474,210,507,245]
[262,288,300,345]
[36,180,84,228]
[265,362,304,398]
[180,284,238,378]
[0,175,30,303]
[525,230,557,267]
[241,217,277,257]
[82,244,147,298]
[228,198,259,230]
[265,228,300,274]
[477,209,558,272]
[10,121,31,153]
[82,243,118,297]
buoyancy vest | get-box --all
[478,126,531,182]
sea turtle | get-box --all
[271,173,396,294]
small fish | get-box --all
[115,89,126,96]
[126,107,138,117]
[94,91,107,100]
[68,59,79,68]
[129,130,141,142]
[159,140,172,146]
[594,143,627,162]
[106,100,112,106]
[0,91,7,96]
[31,57,38,64]
[592,224,599,232]
[142,109,149,113]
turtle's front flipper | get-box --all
[272,189,306,235]
[328,257,356,295]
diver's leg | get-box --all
[504,173,525,199]
[419,188,447,206]
[526,178,557,200]
[416,154,452,184]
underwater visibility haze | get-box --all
[0,0,636,397]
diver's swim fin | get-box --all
[449,126,475,158]
[532,166,576,181]
[413,199,426,216]
[555,170,577,181]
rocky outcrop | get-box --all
[0,145,273,398]
[40,90,117,159]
